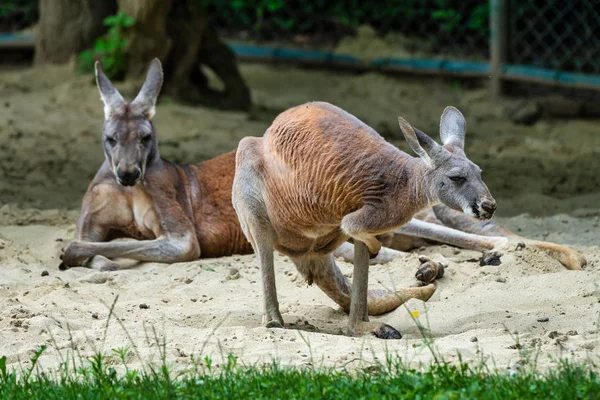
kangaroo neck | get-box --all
[392,153,437,216]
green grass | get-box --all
[1,298,598,399]
[1,350,599,399]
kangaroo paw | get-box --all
[416,256,445,283]
[480,250,502,266]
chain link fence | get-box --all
[203,0,490,59]
[509,0,600,75]
[204,0,600,90]
[0,1,599,90]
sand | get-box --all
[0,61,599,374]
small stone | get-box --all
[184,278,193,284]
[228,268,240,280]
[191,298,197,302]
[470,336,478,342]
[41,270,49,277]
[548,331,559,338]
[495,277,506,283]
[139,303,149,309]
[537,317,549,323]
[566,330,578,336]
[91,312,99,319]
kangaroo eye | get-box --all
[106,137,117,147]
[141,135,152,144]
[449,176,466,182]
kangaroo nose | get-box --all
[481,199,497,215]
[116,167,141,186]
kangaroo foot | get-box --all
[262,311,284,329]
[265,320,284,329]
[347,320,402,339]
[365,283,437,315]
[520,240,587,270]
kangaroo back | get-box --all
[262,102,408,229]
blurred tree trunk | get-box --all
[117,0,172,77]
[35,0,117,64]
[34,0,251,111]
[163,1,252,110]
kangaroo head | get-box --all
[95,58,163,187]
[398,107,496,220]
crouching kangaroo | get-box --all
[232,102,499,339]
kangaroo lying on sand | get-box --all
[60,59,585,333]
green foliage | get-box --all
[0,356,6,380]
[202,0,489,43]
[432,0,490,39]
[0,346,599,400]
[0,0,37,30]
[202,0,430,39]
[78,12,135,80]
[1,0,491,53]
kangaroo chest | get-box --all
[109,184,163,240]
[132,187,162,237]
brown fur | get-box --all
[260,102,431,257]
[232,101,498,339]
[232,101,586,339]
[72,149,251,259]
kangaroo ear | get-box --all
[440,106,466,149]
[398,117,442,168]
[95,61,125,120]
[131,58,163,119]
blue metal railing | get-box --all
[1,32,599,90]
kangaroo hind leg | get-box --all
[232,137,284,328]
[432,204,586,270]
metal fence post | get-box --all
[490,0,508,98]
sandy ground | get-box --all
[0,61,599,374]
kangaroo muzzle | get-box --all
[116,166,142,186]
[472,198,497,220]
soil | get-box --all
[0,60,599,374]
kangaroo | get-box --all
[232,101,501,339]
[58,59,253,271]
[61,59,585,332]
